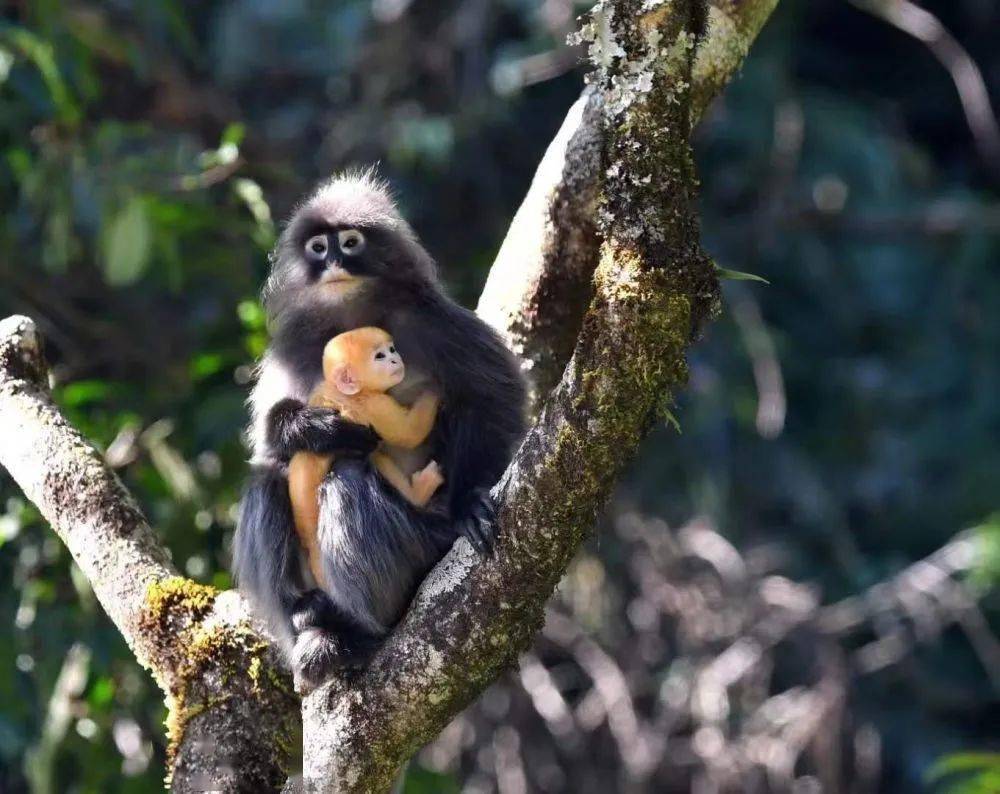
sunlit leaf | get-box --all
[928,752,1000,794]
[221,122,246,147]
[102,197,152,287]
[58,380,111,407]
[87,677,115,709]
[190,353,226,381]
[964,515,1000,589]
[237,300,266,331]
[715,265,770,284]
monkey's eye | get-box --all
[338,229,366,256]
[388,346,396,354]
[305,234,328,260]
[375,352,386,360]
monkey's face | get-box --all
[300,226,371,299]
[366,339,405,391]
[263,174,438,323]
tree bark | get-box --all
[298,0,721,788]
[479,0,780,414]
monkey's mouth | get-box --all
[319,269,355,285]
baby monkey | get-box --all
[287,327,444,587]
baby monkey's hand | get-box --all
[411,460,445,505]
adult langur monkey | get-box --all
[233,170,527,688]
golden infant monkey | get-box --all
[287,327,444,587]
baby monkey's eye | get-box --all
[389,346,396,354]
[375,352,386,360]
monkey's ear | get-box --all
[333,364,361,396]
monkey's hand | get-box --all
[455,487,498,556]
[267,398,379,460]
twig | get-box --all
[850,0,1000,177]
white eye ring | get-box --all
[338,229,365,255]
[305,234,328,259]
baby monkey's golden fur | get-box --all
[288,327,443,587]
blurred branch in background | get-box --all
[729,286,786,439]
[23,644,90,794]
[784,201,1000,236]
[849,0,1000,179]
[420,509,998,792]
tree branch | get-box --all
[479,0,780,414]
[0,316,296,793]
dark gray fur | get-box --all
[232,170,527,684]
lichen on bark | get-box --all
[140,579,298,791]
[479,0,775,416]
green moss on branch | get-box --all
[139,578,297,791]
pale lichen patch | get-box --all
[413,541,477,605]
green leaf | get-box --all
[663,408,682,433]
[402,765,460,794]
[190,352,226,381]
[221,122,246,147]
[715,265,770,284]
[3,28,80,124]
[87,677,116,709]
[968,515,1000,588]
[102,198,152,287]
[59,380,111,407]
[237,299,266,331]
[927,752,1000,784]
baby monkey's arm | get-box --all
[362,391,440,450]
[370,453,443,507]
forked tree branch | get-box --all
[0,316,297,791]
[0,1,781,791]
[479,0,780,413]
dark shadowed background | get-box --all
[0,1,998,792]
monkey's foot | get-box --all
[291,626,347,694]
[460,488,498,556]
[290,590,382,692]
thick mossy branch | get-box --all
[477,0,777,415]
[140,580,298,792]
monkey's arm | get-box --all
[393,288,527,539]
[363,392,439,450]
[370,451,441,507]
[266,398,379,460]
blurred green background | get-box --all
[0,1,997,792]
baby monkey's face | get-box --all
[365,339,405,391]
